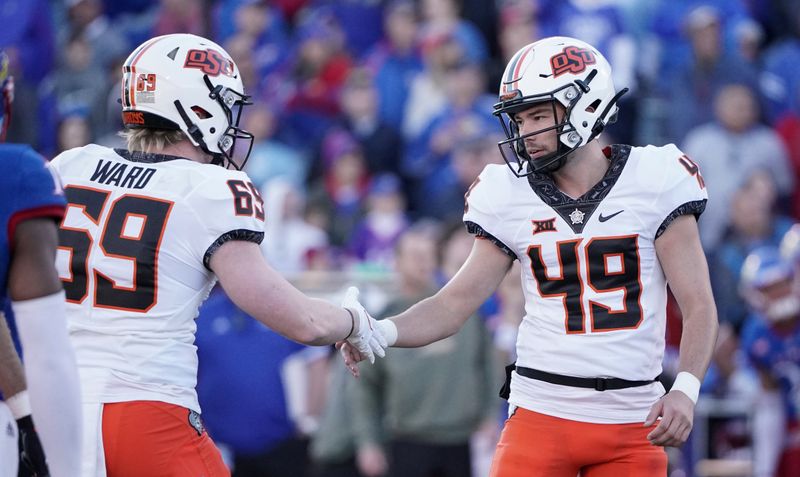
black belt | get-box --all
[500,363,659,399]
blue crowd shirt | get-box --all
[195,287,314,455]
[741,314,800,421]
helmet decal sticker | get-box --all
[502,44,535,95]
[134,73,157,104]
[184,49,236,77]
[550,46,596,77]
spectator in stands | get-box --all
[734,18,765,66]
[683,83,793,251]
[351,222,500,477]
[224,34,262,98]
[364,0,423,129]
[402,28,464,141]
[347,173,409,271]
[335,68,402,178]
[739,246,800,477]
[323,1,384,60]
[281,8,352,143]
[414,118,502,222]
[309,129,370,247]
[493,0,540,88]
[196,286,328,477]
[219,1,288,79]
[46,34,108,145]
[243,102,309,189]
[760,2,800,123]
[648,0,752,94]
[151,0,206,37]
[711,170,795,331]
[261,179,329,275]
[63,0,128,71]
[666,5,758,143]
[419,0,488,65]
[310,348,364,477]
[404,58,495,218]
[56,111,92,154]
[775,85,800,218]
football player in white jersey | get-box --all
[340,36,719,476]
[50,34,389,477]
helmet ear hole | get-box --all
[585,99,601,114]
[191,106,212,119]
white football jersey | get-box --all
[51,144,265,413]
[464,144,708,423]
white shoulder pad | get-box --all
[463,164,509,235]
[631,144,708,238]
[185,168,266,270]
[463,164,518,259]
[50,144,100,177]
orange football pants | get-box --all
[102,400,230,477]
[489,407,667,477]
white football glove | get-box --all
[342,286,388,364]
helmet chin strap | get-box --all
[537,86,630,173]
[531,141,572,173]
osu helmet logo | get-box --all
[549,46,596,77]
[184,49,235,77]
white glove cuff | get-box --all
[671,372,700,404]
[344,308,356,340]
[376,319,398,347]
[5,390,31,419]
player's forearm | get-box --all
[383,237,512,348]
[301,297,355,346]
[244,289,352,346]
[388,288,478,347]
[13,292,82,477]
[213,241,353,345]
[676,300,718,381]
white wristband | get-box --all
[376,319,398,347]
[5,390,31,419]
[670,372,700,404]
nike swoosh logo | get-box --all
[598,210,624,222]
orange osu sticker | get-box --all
[550,46,596,77]
[184,49,235,77]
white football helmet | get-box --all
[121,33,253,169]
[494,36,627,175]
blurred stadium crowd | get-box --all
[3,0,800,476]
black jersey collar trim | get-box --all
[526,144,631,234]
[114,148,188,164]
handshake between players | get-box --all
[339,286,396,375]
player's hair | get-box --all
[121,128,187,153]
